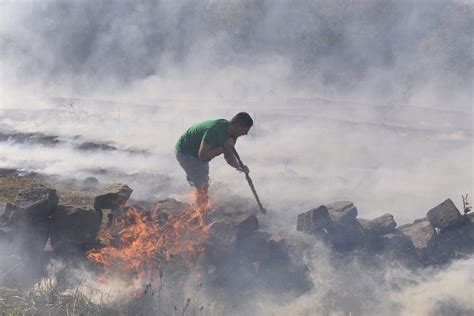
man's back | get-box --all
[175,119,230,158]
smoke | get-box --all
[0,95,471,223]
[392,257,474,316]
[253,241,474,316]
[1,0,472,106]
[0,0,473,314]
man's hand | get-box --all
[236,165,250,174]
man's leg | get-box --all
[176,151,210,207]
[195,183,209,209]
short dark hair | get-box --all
[231,112,253,127]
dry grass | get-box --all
[0,285,114,315]
[0,279,217,316]
[0,171,47,203]
[54,188,96,208]
[0,170,96,208]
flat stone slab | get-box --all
[297,206,332,233]
[50,205,102,251]
[237,231,272,263]
[400,218,437,258]
[373,231,418,265]
[328,221,365,251]
[236,214,259,241]
[466,212,474,224]
[13,184,58,219]
[365,213,397,235]
[94,183,133,210]
[205,220,237,264]
[326,201,357,223]
[427,199,463,229]
[15,217,50,258]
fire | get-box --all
[86,193,211,286]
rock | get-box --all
[399,218,437,260]
[0,213,49,257]
[434,222,474,261]
[16,217,50,258]
[357,218,370,229]
[371,230,418,266]
[262,234,312,295]
[205,221,237,265]
[328,221,365,251]
[12,184,58,220]
[0,185,57,259]
[237,231,272,263]
[326,201,358,223]
[267,234,290,263]
[466,212,474,224]
[464,214,474,241]
[297,206,332,233]
[365,214,397,235]
[466,222,474,242]
[94,183,133,210]
[426,199,463,229]
[236,214,259,241]
[50,205,102,251]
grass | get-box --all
[0,278,219,316]
[0,171,47,203]
[0,284,117,315]
[0,170,96,208]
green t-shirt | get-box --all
[176,119,235,158]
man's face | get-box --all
[235,125,251,137]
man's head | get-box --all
[229,112,253,137]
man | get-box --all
[175,112,253,207]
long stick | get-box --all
[232,147,267,214]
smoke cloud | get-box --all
[1,0,472,106]
[0,0,472,314]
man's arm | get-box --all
[198,140,224,161]
[223,138,249,173]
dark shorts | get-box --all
[175,151,209,187]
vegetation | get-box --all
[0,285,116,315]
[0,170,95,207]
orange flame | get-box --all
[86,192,211,286]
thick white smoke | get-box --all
[0,0,472,314]
[0,0,472,107]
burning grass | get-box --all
[0,173,222,314]
[86,195,211,291]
